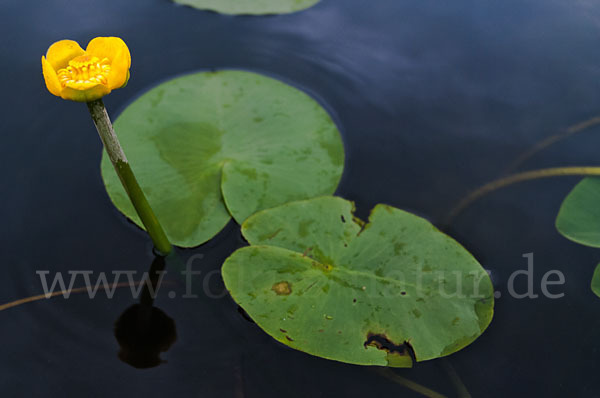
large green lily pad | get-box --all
[172,0,320,15]
[222,197,494,367]
[101,71,344,247]
[556,177,600,247]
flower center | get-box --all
[56,55,111,88]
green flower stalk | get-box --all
[42,37,172,255]
[87,99,172,255]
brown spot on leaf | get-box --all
[379,205,394,214]
[272,281,292,295]
[264,228,282,240]
[302,247,313,257]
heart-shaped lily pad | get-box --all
[172,0,320,15]
[222,196,494,367]
[556,177,600,247]
[101,71,344,247]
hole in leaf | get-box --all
[364,333,416,363]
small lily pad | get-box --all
[556,177,600,247]
[101,71,344,247]
[592,263,600,298]
[222,197,494,367]
[173,0,320,15]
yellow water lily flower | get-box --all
[41,37,131,102]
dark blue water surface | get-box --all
[2,0,600,396]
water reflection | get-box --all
[114,255,177,369]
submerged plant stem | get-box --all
[503,115,600,174]
[441,359,471,398]
[0,283,139,311]
[0,279,178,312]
[377,368,448,398]
[445,166,600,225]
[87,99,172,255]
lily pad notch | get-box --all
[222,196,495,367]
[101,70,344,247]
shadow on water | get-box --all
[114,255,177,369]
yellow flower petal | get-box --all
[45,40,85,71]
[107,47,131,90]
[41,56,62,97]
[86,37,131,68]
[61,83,111,102]
[86,37,131,90]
